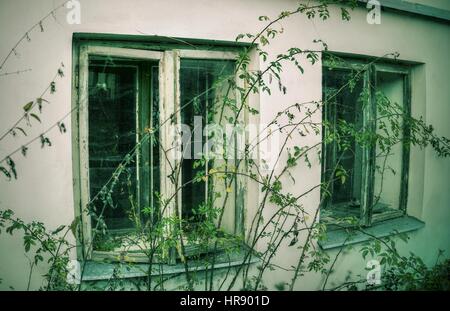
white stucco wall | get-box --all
[0,0,448,290]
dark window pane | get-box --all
[89,58,138,231]
[179,59,234,225]
[373,71,405,214]
[323,68,364,216]
[88,58,159,233]
[139,64,160,227]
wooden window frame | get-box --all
[72,42,246,262]
[321,57,411,227]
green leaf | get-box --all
[0,166,11,180]
[235,34,245,41]
[6,157,17,179]
[34,254,44,265]
[341,8,351,21]
[14,127,27,137]
[30,113,41,123]
[374,241,381,253]
[21,146,28,157]
[50,82,56,94]
[57,122,67,133]
[23,101,33,112]
[289,236,298,247]
[6,222,21,235]
[306,52,318,65]
[362,250,368,259]
[24,236,35,252]
[260,36,269,46]
[40,135,52,148]
[52,225,66,235]
[279,11,291,18]
[275,282,286,291]
[36,97,49,104]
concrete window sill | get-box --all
[318,216,425,250]
[81,248,259,282]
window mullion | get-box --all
[360,66,377,226]
[78,45,93,259]
[159,50,179,263]
[330,94,337,209]
[234,68,246,236]
[399,72,411,215]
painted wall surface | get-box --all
[0,0,449,290]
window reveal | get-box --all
[321,57,411,226]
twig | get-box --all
[0,65,65,143]
[0,105,76,164]
[0,1,69,72]
[0,69,32,77]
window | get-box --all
[73,40,246,261]
[321,56,411,227]
[87,54,159,232]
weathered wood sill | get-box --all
[82,247,259,282]
[319,215,425,250]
